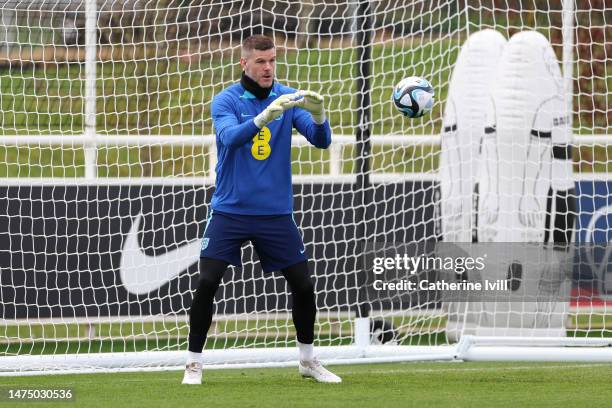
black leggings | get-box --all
[188,258,316,353]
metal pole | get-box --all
[84,0,97,179]
[354,0,372,319]
[464,0,471,38]
[562,0,575,130]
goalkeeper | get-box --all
[182,35,341,385]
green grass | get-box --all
[0,40,463,177]
[3,313,610,356]
[2,362,612,407]
[0,42,460,137]
[0,40,609,177]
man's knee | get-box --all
[197,257,228,291]
[281,261,315,297]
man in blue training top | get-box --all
[182,35,341,385]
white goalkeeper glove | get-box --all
[296,90,326,124]
[254,93,301,128]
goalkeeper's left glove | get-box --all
[296,90,326,124]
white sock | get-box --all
[187,351,203,364]
[297,341,315,362]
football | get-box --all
[392,76,435,118]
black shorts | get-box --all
[200,210,308,272]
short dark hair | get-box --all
[242,35,275,55]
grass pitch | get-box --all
[2,362,612,408]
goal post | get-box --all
[0,0,611,376]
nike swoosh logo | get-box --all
[119,214,201,295]
[241,113,252,117]
[300,248,306,254]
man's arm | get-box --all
[293,91,331,149]
[212,93,302,149]
[211,95,261,149]
[293,108,331,149]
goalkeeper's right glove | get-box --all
[254,93,301,128]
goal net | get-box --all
[0,0,610,375]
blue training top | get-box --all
[210,81,331,215]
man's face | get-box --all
[240,48,276,88]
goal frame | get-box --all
[1,0,611,376]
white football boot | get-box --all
[298,358,342,383]
[181,361,203,385]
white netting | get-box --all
[0,0,610,374]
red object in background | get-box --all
[570,286,609,307]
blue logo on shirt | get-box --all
[201,238,210,251]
